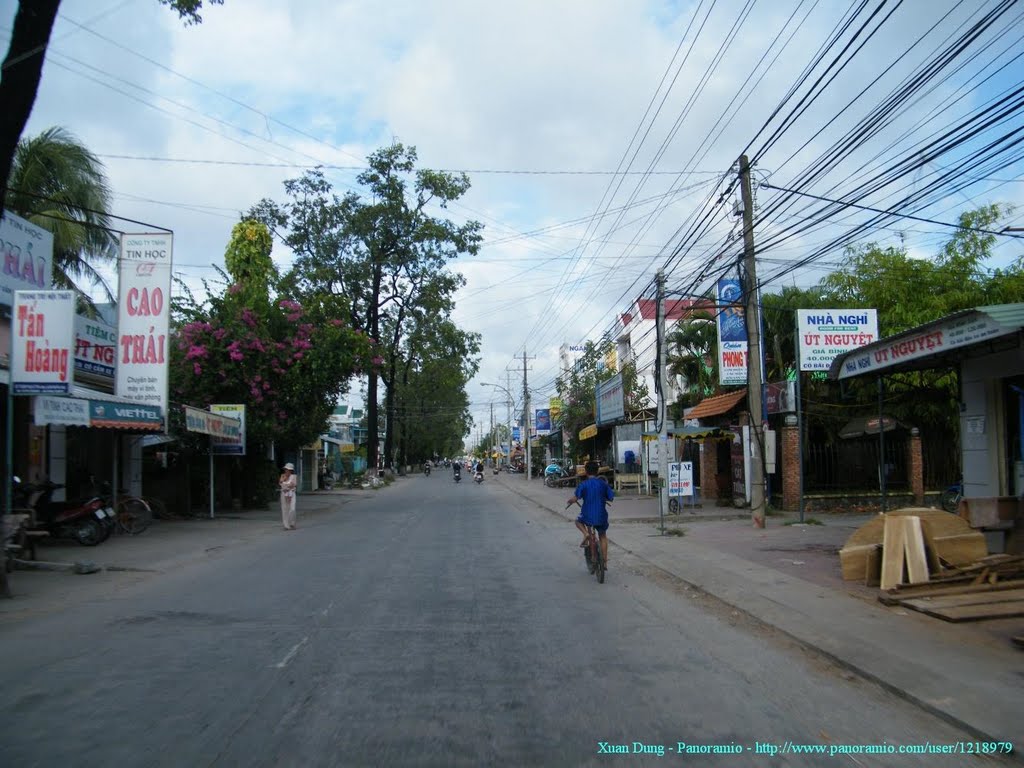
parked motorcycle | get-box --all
[544,462,575,488]
[15,478,113,546]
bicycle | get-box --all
[567,499,605,584]
[940,479,963,514]
[114,492,153,535]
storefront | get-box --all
[830,304,1024,524]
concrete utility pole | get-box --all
[523,350,532,481]
[489,402,494,462]
[739,154,767,528]
[657,270,670,533]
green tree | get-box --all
[666,310,718,409]
[250,144,483,470]
[171,220,371,497]
[0,1,223,208]
[5,126,117,312]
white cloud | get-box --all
[6,0,1021,442]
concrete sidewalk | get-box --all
[498,471,1024,750]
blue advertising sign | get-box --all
[535,408,551,434]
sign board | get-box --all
[837,310,1014,379]
[579,423,598,440]
[116,232,172,413]
[11,290,75,394]
[765,380,796,415]
[512,426,521,441]
[596,373,625,425]
[797,309,878,371]
[717,278,748,385]
[210,404,246,455]
[183,405,241,439]
[668,461,694,497]
[0,210,52,307]
[74,314,117,380]
[34,395,90,426]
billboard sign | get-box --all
[716,278,747,385]
[596,373,625,425]
[116,233,172,414]
[11,290,75,394]
[0,210,52,307]
[797,309,878,372]
[210,404,246,455]
[535,409,551,435]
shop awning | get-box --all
[33,387,164,430]
[684,389,747,420]
[579,424,598,440]
[829,303,1024,380]
[839,415,902,439]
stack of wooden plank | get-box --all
[878,555,1024,622]
[839,508,987,585]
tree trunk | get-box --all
[0,0,61,206]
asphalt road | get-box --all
[0,475,1012,767]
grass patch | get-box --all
[664,527,686,536]
[785,517,823,526]
[765,505,784,517]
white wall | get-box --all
[961,347,1024,497]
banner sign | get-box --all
[668,461,694,497]
[837,310,1014,379]
[579,423,598,440]
[89,399,163,430]
[549,397,562,421]
[11,290,75,394]
[535,408,551,435]
[512,426,520,441]
[183,405,241,438]
[596,373,625,425]
[210,404,246,455]
[116,233,172,413]
[0,210,53,307]
[716,278,748,385]
[797,309,878,371]
[35,395,90,426]
[74,314,117,380]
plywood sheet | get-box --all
[901,588,1024,611]
[910,600,1024,623]
[844,509,973,550]
[902,516,929,584]
[932,533,989,566]
[880,515,907,591]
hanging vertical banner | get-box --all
[116,233,172,414]
[11,290,76,394]
[535,409,551,435]
[717,278,748,385]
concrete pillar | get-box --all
[908,427,924,505]
[782,414,800,511]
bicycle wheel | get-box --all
[145,496,170,520]
[117,497,152,534]
[668,497,680,514]
[940,488,962,514]
[595,545,605,584]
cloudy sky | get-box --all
[5,0,1023,444]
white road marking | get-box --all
[274,636,309,668]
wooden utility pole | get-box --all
[656,270,670,534]
[739,154,767,528]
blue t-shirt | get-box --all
[575,476,614,526]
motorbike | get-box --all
[15,478,114,546]
[474,470,484,484]
[544,462,575,488]
[453,467,462,483]
[423,463,431,476]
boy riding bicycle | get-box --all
[569,460,614,568]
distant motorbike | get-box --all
[15,478,113,546]
[474,470,484,484]
[453,467,462,483]
[423,463,431,476]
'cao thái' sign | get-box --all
[11,290,75,395]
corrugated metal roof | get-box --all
[977,303,1024,329]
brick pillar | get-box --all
[908,427,924,505]
[701,439,717,500]
[782,414,800,511]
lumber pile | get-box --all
[839,508,986,584]
[838,508,1024,622]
